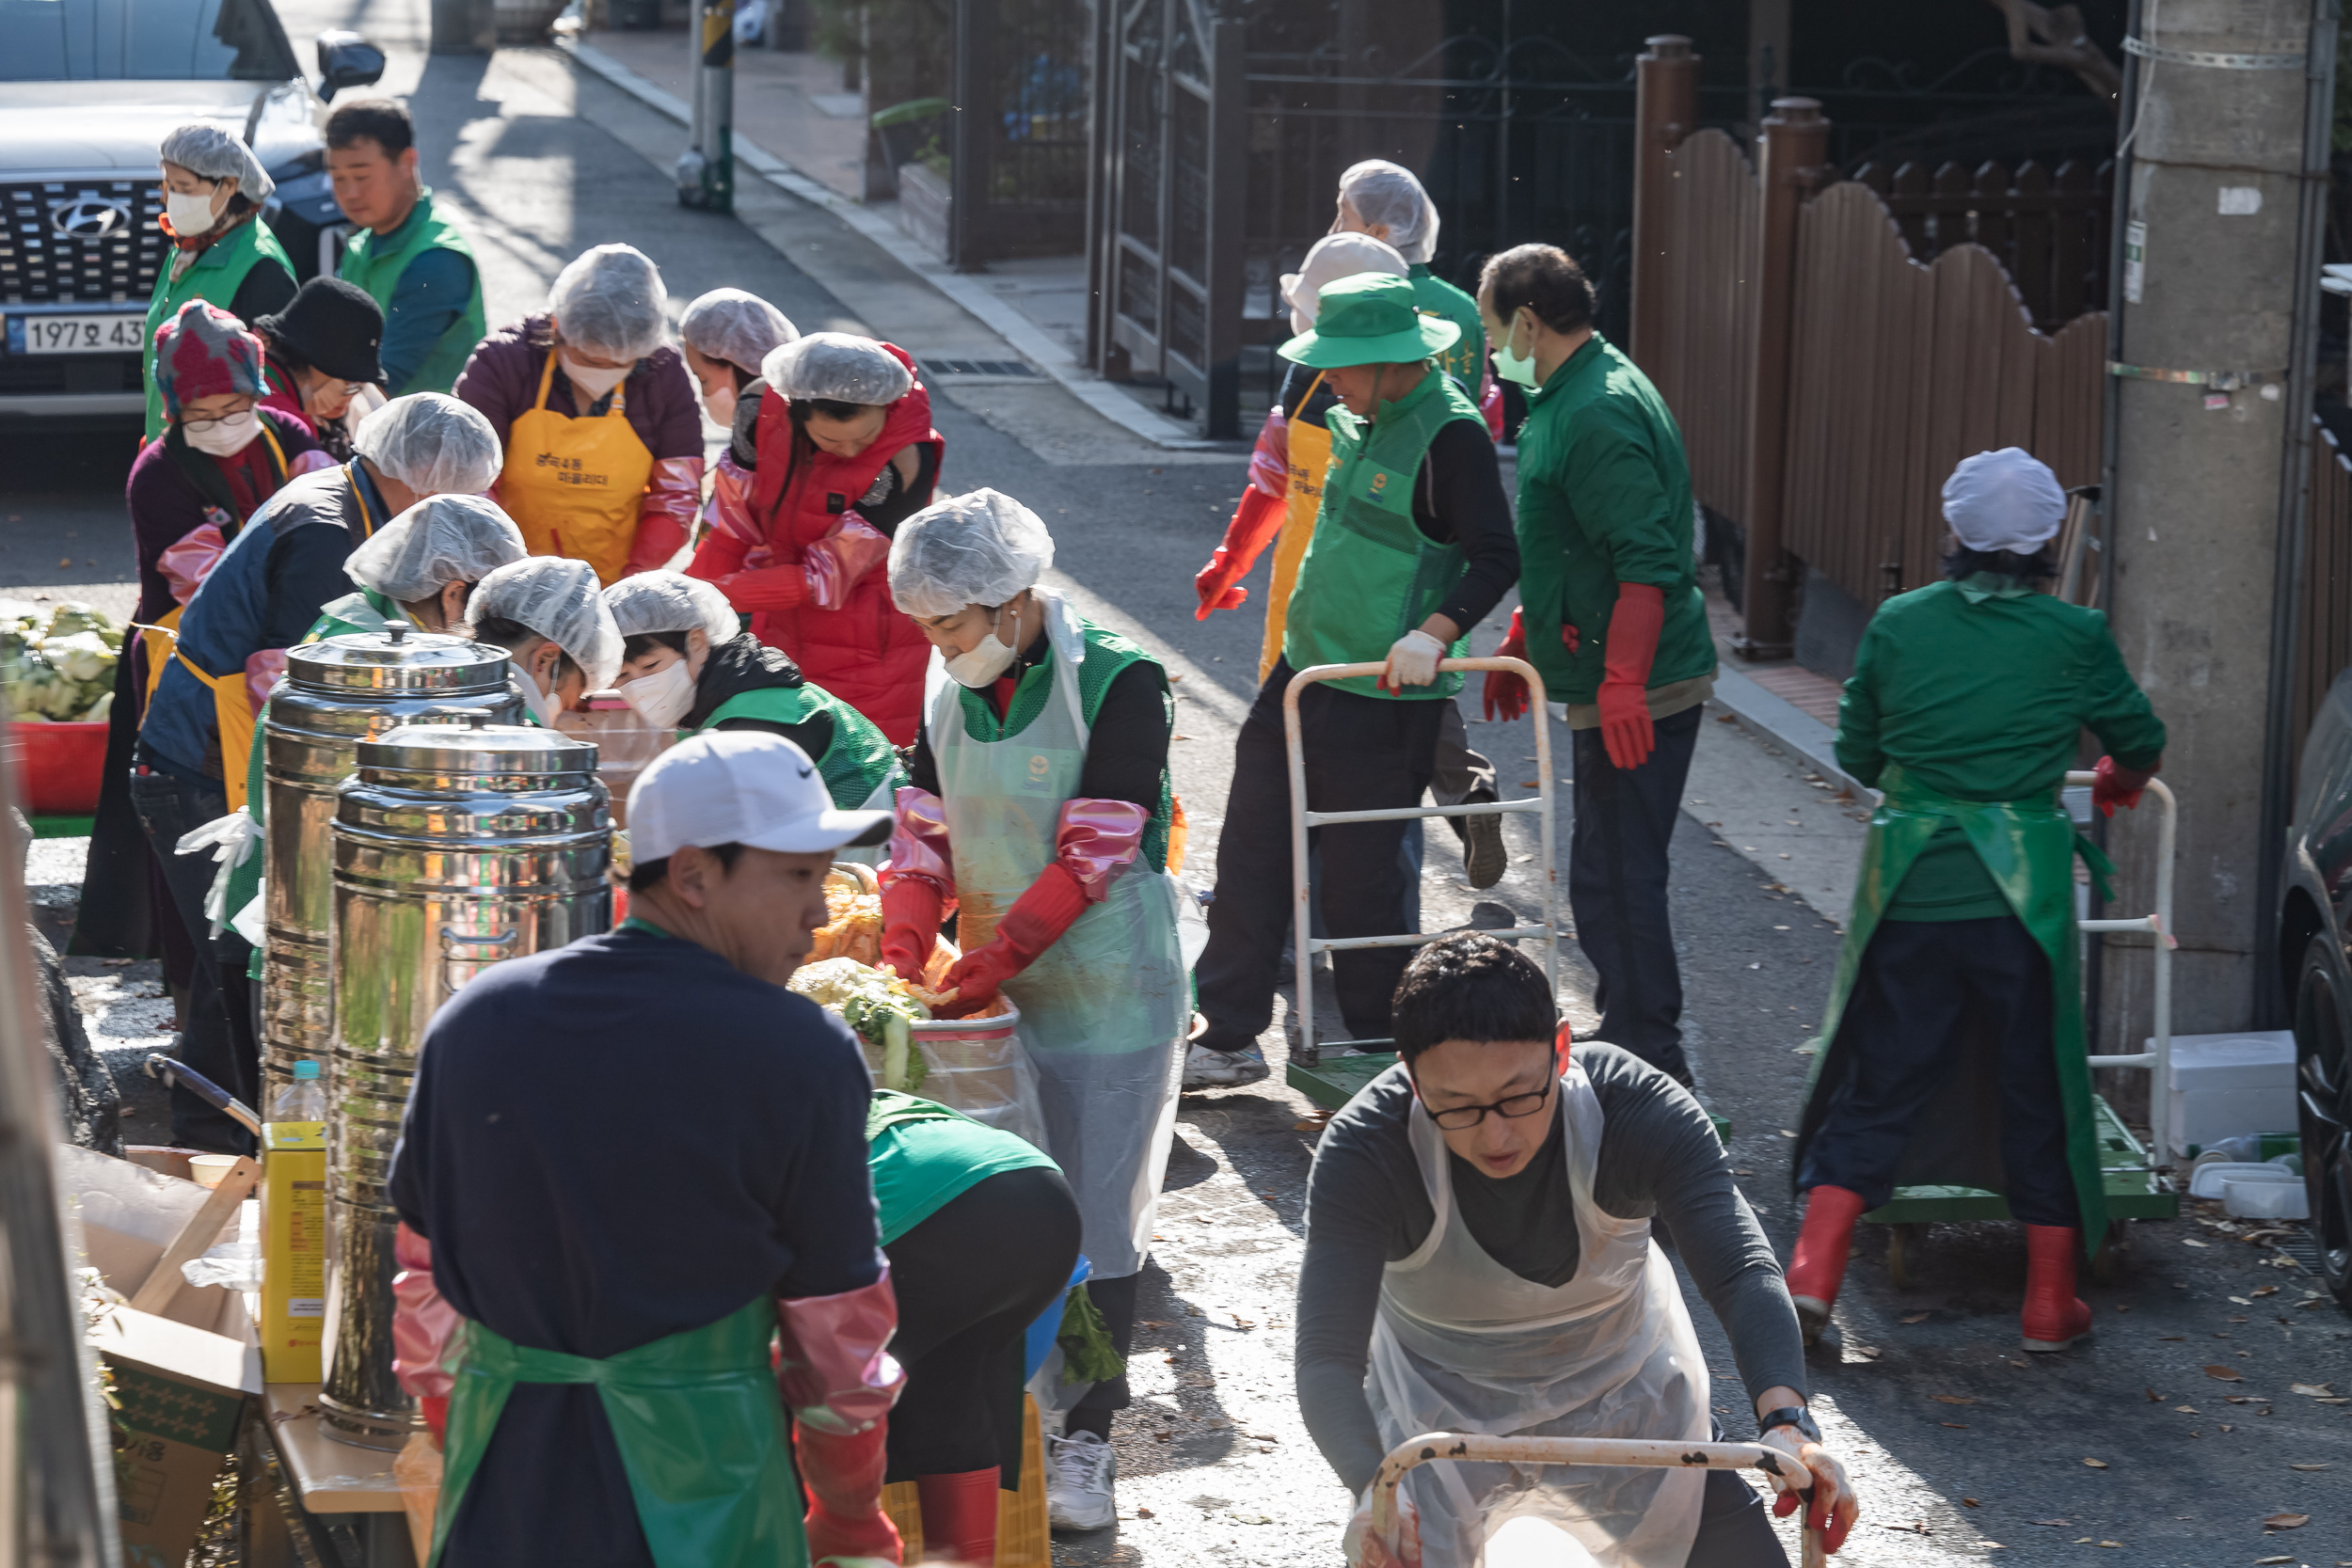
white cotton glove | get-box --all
[1343,1483,1422,1568]
[1380,628,1446,691]
[175,812,261,937]
[1759,1422,1857,1553]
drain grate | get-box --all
[924,358,1037,378]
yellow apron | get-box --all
[1259,372,1333,684]
[500,352,655,585]
[140,424,293,709]
[163,454,375,814]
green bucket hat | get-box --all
[1279,272,1461,368]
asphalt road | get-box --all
[11,9,2350,1562]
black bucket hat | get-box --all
[254,276,385,385]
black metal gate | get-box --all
[949,0,1092,265]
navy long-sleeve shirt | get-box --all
[389,924,882,1567]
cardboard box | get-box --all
[260,1121,327,1384]
[58,1146,262,1568]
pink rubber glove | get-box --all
[1597,582,1664,770]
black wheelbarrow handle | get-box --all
[141,1053,263,1139]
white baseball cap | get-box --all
[628,731,890,862]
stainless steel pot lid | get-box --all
[287,629,513,693]
[356,720,599,779]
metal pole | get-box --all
[675,0,735,212]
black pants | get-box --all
[128,768,257,1154]
[1063,1269,1139,1441]
[1569,705,1702,1082]
[1798,914,2078,1227]
[1687,1466,1788,1567]
[1197,660,1447,1052]
[882,1165,1081,1482]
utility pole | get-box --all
[675,0,734,212]
[2099,0,2333,1067]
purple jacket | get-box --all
[124,407,324,625]
[452,313,704,465]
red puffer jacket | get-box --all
[689,346,943,744]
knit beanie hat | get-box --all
[154,299,264,421]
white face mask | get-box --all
[943,605,1020,689]
[702,383,738,431]
[1493,312,1541,389]
[165,188,219,237]
[619,657,695,730]
[516,665,560,726]
[562,354,629,401]
[183,408,260,456]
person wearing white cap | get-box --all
[878,488,1181,1532]
[688,331,944,745]
[145,123,298,439]
[385,730,907,1568]
[603,571,904,855]
[1785,447,2168,1356]
[466,556,625,726]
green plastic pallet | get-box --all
[1288,1051,1732,1144]
[1862,1094,2177,1226]
[30,815,91,839]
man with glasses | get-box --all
[1295,933,1857,1566]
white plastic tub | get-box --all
[2164,1031,2296,1158]
[2220,1172,2310,1220]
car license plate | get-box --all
[8,313,145,356]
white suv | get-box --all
[0,0,383,420]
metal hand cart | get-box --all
[1278,657,1557,1097]
[1870,772,2179,1286]
[1369,1431,1829,1568]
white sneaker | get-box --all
[1045,1430,1118,1531]
[1182,1043,1271,1089]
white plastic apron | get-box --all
[1369,1059,1708,1567]
[930,593,1186,1278]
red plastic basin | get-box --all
[9,721,109,816]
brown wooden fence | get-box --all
[1630,39,2109,654]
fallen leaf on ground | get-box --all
[1963,1497,1981,1508]
[2291,1383,2335,1397]
[2174,1405,2199,1414]
[2204,1365,2244,1381]
[1931,1394,1979,1405]
[2288,1463,2331,1471]
[2082,1457,2108,1468]
[2144,1387,2164,1402]
[1941,1421,1969,1430]
[2264,1514,2311,1530]
[2231,1295,2253,1305]
[2255,1557,2296,1565]
[1902,1312,1931,1324]
[2250,1285,2280,1297]
[2028,1519,2069,1527]
[2183,1238,2212,1248]
[1136,1508,1154,1518]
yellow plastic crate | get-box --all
[879,1394,1048,1566]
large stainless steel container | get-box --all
[261,628,520,1108]
[320,720,611,1448]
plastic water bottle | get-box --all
[268,1060,327,1147]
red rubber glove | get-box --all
[1483,607,1530,722]
[715,563,809,612]
[879,877,943,984]
[796,1421,902,1566]
[2091,754,2159,817]
[1195,486,1285,620]
[940,862,1090,1017]
[1597,582,1665,771]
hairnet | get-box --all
[1280,231,1411,336]
[548,244,669,362]
[158,123,276,202]
[352,392,504,496]
[764,332,913,406]
[604,570,740,646]
[680,289,798,378]
[1336,160,1438,263]
[889,488,1055,617]
[1941,448,2067,554]
[346,494,528,603]
[469,557,624,692]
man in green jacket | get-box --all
[1785,448,2165,1354]
[327,100,486,397]
[1477,244,1715,1085]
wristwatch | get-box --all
[1758,1405,1821,1445]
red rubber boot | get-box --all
[2020,1225,2094,1353]
[1786,1185,1867,1346]
[915,1468,1001,1566]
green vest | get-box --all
[144,217,295,439]
[1281,368,1483,700]
[1794,767,2117,1252]
[701,682,906,812]
[433,1296,805,1568]
[1409,264,1487,392]
[338,190,486,397]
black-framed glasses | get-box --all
[1424,1073,1555,1131]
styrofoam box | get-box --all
[2163,1030,2297,1158]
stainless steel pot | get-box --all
[320,719,610,1448]
[261,627,520,1108]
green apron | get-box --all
[432,1295,806,1568]
[143,216,295,439]
[338,189,487,398]
[1280,367,1483,700]
[1407,264,1487,392]
[1794,765,2116,1251]
[701,682,906,863]
[930,595,1184,1278]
